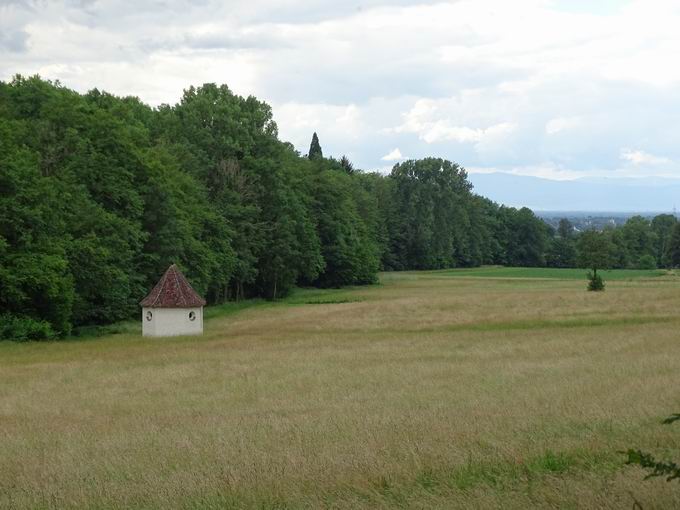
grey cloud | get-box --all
[136,30,293,53]
[0,0,37,6]
[21,0,432,31]
[0,0,32,53]
[0,28,28,52]
[259,59,526,105]
[183,31,293,51]
[243,0,441,24]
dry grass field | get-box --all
[1,268,680,509]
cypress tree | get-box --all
[308,132,323,160]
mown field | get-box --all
[1,267,680,509]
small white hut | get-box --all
[140,264,206,337]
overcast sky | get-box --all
[2,0,679,181]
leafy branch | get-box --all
[623,450,680,482]
[662,414,680,425]
[622,413,680,483]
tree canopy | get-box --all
[577,230,613,275]
[0,76,676,339]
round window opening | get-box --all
[145,311,153,321]
[189,311,196,321]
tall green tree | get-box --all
[546,218,576,268]
[558,218,574,239]
[666,223,680,268]
[155,83,279,300]
[339,155,354,174]
[500,207,550,267]
[621,216,657,269]
[651,214,677,268]
[607,227,631,269]
[312,169,379,287]
[577,230,613,277]
[0,127,74,336]
[388,158,481,269]
[308,132,323,160]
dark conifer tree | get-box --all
[339,155,354,174]
[308,132,323,160]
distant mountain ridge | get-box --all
[468,172,680,213]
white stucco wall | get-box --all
[142,307,203,337]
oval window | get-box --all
[189,311,196,321]
[145,311,153,321]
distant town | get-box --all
[538,211,679,232]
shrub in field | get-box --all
[638,254,657,270]
[586,271,605,291]
[0,313,55,341]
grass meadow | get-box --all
[1,267,680,509]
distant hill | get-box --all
[468,172,680,213]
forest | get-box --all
[2,76,680,340]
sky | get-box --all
[2,0,680,185]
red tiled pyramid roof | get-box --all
[140,264,206,308]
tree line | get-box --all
[1,76,678,340]
[550,215,680,271]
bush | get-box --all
[638,254,657,269]
[587,271,605,291]
[0,314,56,341]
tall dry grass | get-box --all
[1,271,679,508]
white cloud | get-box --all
[392,97,517,150]
[273,101,365,159]
[381,148,405,161]
[545,116,581,135]
[422,124,483,144]
[620,148,672,166]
